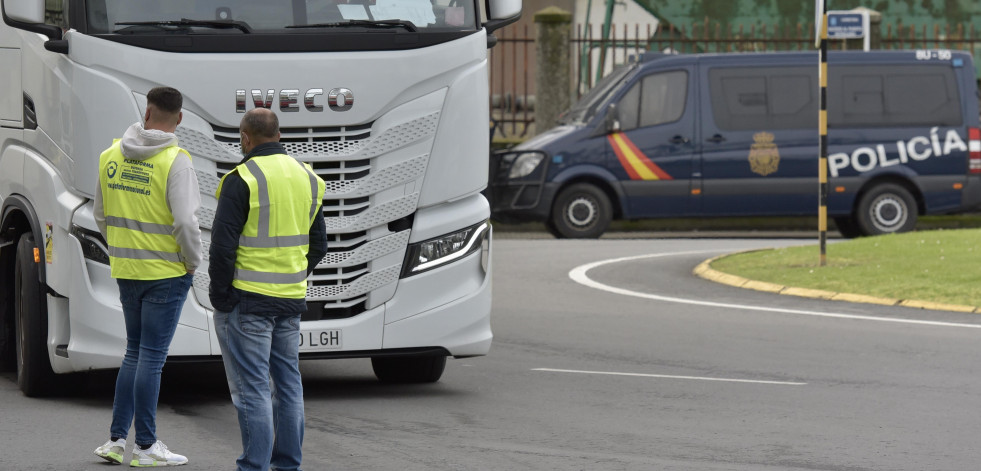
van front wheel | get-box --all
[549,183,612,239]
[856,184,917,236]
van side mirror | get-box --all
[484,0,521,35]
[605,103,621,134]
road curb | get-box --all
[693,252,981,314]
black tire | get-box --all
[548,183,613,239]
[832,216,863,239]
[543,219,562,238]
[15,232,55,396]
[855,183,918,236]
[0,300,13,372]
[0,246,14,371]
[371,355,446,383]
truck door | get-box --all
[605,66,696,217]
[698,64,819,216]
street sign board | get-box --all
[826,10,871,51]
[827,12,864,39]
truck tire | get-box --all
[15,232,56,396]
[549,183,612,239]
[855,183,917,236]
[372,355,446,383]
[0,302,13,372]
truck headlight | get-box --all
[508,152,545,179]
[70,225,109,265]
[401,221,489,277]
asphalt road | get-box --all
[3,236,981,470]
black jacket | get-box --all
[208,142,328,314]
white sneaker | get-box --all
[129,440,187,467]
[94,438,126,464]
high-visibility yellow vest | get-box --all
[99,140,188,279]
[217,154,326,299]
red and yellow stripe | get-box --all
[607,132,672,181]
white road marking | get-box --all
[568,250,981,330]
[533,368,806,386]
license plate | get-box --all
[298,329,342,351]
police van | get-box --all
[489,50,981,238]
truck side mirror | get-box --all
[484,0,521,34]
[2,0,44,24]
[605,103,621,133]
[2,0,66,48]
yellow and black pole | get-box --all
[817,0,828,266]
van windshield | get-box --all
[86,0,477,34]
[560,65,635,125]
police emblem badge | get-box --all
[749,132,780,176]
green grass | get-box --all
[710,228,981,307]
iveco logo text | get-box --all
[236,88,354,113]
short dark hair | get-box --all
[240,109,279,139]
[147,87,182,114]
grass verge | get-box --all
[709,228,981,308]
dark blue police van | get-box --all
[488,50,981,238]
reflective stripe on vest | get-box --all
[217,154,326,299]
[99,141,187,280]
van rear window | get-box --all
[832,65,962,127]
[709,64,963,130]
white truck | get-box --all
[0,0,520,396]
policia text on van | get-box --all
[488,50,981,238]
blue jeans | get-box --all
[214,305,304,471]
[110,273,193,446]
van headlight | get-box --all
[401,221,489,277]
[508,152,545,179]
[70,225,110,265]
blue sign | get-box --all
[827,12,865,39]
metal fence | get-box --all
[489,20,981,141]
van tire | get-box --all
[372,355,446,383]
[833,217,863,239]
[549,183,612,239]
[15,232,56,397]
[855,184,917,236]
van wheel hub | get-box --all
[567,197,597,227]
[871,196,905,230]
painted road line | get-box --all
[533,368,806,386]
[568,251,981,330]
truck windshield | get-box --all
[560,65,634,125]
[86,0,477,34]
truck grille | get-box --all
[177,111,439,320]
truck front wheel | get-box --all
[856,183,917,236]
[372,355,446,383]
[15,232,55,397]
[549,183,612,239]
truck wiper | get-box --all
[287,19,417,32]
[114,18,252,34]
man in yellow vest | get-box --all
[93,86,202,466]
[209,108,327,471]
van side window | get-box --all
[709,66,817,131]
[618,70,688,131]
[831,65,962,127]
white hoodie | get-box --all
[94,122,203,272]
